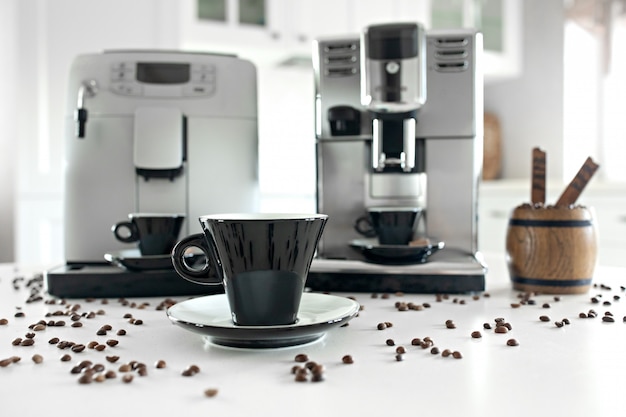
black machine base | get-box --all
[45,263,223,299]
[305,271,485,294]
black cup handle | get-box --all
[112,221,139,243]
[354,215,377,238]
[171,233,221,286]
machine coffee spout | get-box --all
[74,80,98,138]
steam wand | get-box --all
[74,80,98,138]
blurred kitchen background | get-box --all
[1,0,625,266]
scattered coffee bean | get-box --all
[507,338,519,346]
[395,346,406,354]
[539,315,550,322]
[122,374,134,383]
[106,339,119,347]
[411,338,421,346]
[95,344,106,351]
[294,353,309,363]
[602,316,615,323]
[71,344,86,353]
[20,338,35,347]
[31,354,43,364]
[579,312,588,318]
[441,349,452,358]
[60,354,72,362]
[118,364,131,372]
[294,372,308,382]
[204,388,219,397]
[0,358,14,367]
[12,338,22,346]
[452,351,463,359]
[0,318,8,325]
[395,354,404,362]
[96,329,107,336]
[105,370,117,379]
[71,322,83,328]
[562,318,571,325]
[341,355,354,364]
[430,347,440,355]
[116,329,127,336]
[510,303,521,308]
[385,339,395,346]
[105,356,120,363]
[445,319,456,329]
[78,373,93,384]
[182,364,200,376]
[155,360,167,369]
[555,321,564,328]
[494,326,508,334]
[471,331,482,338]
[377,322,387,330]
[483,323,492,330]
[32,324,46,331]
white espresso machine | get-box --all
[307,23,487,293]
[46,50,259,297]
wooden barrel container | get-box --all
[506,205,597,294]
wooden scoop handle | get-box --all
[555,157,599,207]
[531,147,546,205]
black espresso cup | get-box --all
[112,213,185,256]
[171,213,328,326]
[354,207,422,245]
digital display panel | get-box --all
[136,62,190,84]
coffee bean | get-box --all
[106,339,119,347]
[311,372,325,382]
[0,358,14,367]
[602,316,615,323]
[510,303,521,308]
[294,353,309,363]
[562,318,571,325]
[105,370,116,379]
[155,360,167,369]
[483,323,492,330]
[0,318,8,325]
[304,361,317,370]
[204,388,219,397]
[452,351,463,359]
[116,329,127,336]
[96,329,107,336]
[384,321,394,327]
[78,373,93,384]
[71,322,83,328]
[385,339,395,346]
[539,315,550,322]
[507,338,519,346]
[579,312,588,318]
[32,354,43,364]
[20,339,35,346]
[377,322,387,330]
[105,356,120,363]
[119,364,131,372]
[471,331,482,338]
[95,344,106,351]
[445,320,456,329]
[494,326,508,334]
[12,338,22,346]
[395,346,406,354]
[60,354,72,362]
[32,324,46,331]
[411,338,421,346]
[341,355,354,364]
[294,372,308,382]
[430,347,440,355]
[395,354,404,362]
[555,321,564,328]
[71,344,86,353]
[122,374,134,383]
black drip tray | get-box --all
[45,263,223,299]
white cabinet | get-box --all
[179,0,521,81]
[179,0,351,56]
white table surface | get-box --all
[1,254,625,417]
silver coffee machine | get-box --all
[308,23,486,293]
[46,50,259,297]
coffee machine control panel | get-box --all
[109,61,216,97]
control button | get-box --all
[385,61,400,74]
[191,71,215,83]
[183,84,215,96]
[111,82,142,96]
[110,69,135,82]
[191,63,216,73]
[111,61,135,71]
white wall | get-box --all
[0,0,18,262]
[484,0,565,180]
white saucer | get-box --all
[166,293,360,348]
